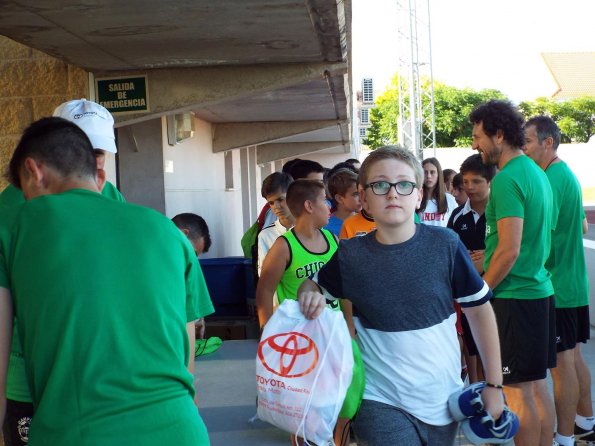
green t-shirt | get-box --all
[545,161,589,308]
[0,181,125,206]
[0,184,26,209]
[484,155,554,299]
[0,189,213,445]
[101,180,126,202]
[1,182,126,403]
[277,228,338,306]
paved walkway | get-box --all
[195,330,595,446]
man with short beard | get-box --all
[470,100,556,446]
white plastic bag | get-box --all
[256,299,353,445]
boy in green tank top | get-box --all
[256,179,337,327]
[256,178,350,446]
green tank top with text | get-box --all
[277,228,339,310]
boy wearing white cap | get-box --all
[0,99,124,445]
[0,99,124,208]
[52,98,124,202]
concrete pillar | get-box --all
[116,119,165,213]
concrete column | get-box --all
[116,119,165,213]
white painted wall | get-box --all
[161,116,244,259]
[255,152,359,208]
[103,151,117,184]
[158,126,364,259]
[304,152,358,170]
[421,144,595,205]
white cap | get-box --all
[52,99,117,153]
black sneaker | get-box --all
[575,423,595,445]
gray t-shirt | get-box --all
[314,224,491,425]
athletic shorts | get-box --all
[460,313,478,357]
[556,305,591,353]
[492,296,556,385]
[352,399,458,446]
[2,399,33,446]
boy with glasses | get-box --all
[296,146,504,445]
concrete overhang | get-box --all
[257,141,349,164]
[212,120,344,153]
[0,0,352,158]
[88,63,348,127]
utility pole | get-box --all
[396,0,436,159]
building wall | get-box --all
[422,144,595,205]
[0,37,88,188]
[162,116,245,259]
[0,36,352,259]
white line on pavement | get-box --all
[584,238,595,250]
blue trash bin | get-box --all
[199,257,255,318]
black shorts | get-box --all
[556,305,591,353]
[2,399,33,446]
[492,296,556,385]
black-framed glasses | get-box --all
[365,181,416,196]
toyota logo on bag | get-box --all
[258,332,319,378]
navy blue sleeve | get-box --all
[452,239,492,307]
[447,212,455,229]
[447,204,464,230]
[311,249,343,299]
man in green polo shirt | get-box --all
[524,115,592,446]
[0,117,213,446]
[470,100,555,446]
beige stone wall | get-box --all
[0,36,88,189]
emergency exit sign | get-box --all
[95,75,149,114]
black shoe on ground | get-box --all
[575,423,595,445]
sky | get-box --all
[352,0,595,102]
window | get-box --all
[362,78,374,103]
[359,127,367,138]
[360,108,369,124]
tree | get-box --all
[362,107,389,148]
[363,75,508,149]
[519,96,595,143]
[558,99,595,143]
[518,96,556,119]
[429,83,507,147]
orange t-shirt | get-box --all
[339,210,376,240]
